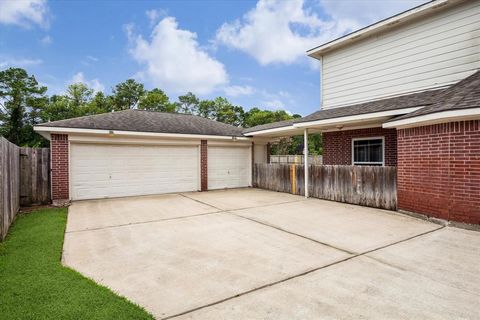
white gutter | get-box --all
[383,107,480,128]
[243,125,298,136]
[307,0,451,58]
[293,107,423,128]
[33,126,251,141]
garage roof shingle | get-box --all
[37,109,245,137]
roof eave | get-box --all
[383,107,480,129]
[295,106,423,128]
[33,126,250,141]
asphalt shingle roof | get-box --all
[37,109,245,137]
[243,89,441,133]
[242,119,297,134]
[297,89,441,123]
[387,70,480,122]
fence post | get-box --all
[304,129,309,198]
[290,164,296,195]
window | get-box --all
[352,137,384,166]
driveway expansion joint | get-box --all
[178,193,224,211]
[65,211,223,234]
[231,213,355,255]
[178,193,307,213]
[163,225,446,320]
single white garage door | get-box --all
[208,146,251,190]
[70,144,199,200]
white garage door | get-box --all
[208,146,251,190]
[71,144,199,200]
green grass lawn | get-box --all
[0,208,154,320]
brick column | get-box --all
[200,140,208,191]
[51,134,69,204]
[397,120,480,224]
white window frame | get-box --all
[351,136,385,166]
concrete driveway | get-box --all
[63,188,480,320]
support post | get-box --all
[266,143,271,164]
[304,128,309,198]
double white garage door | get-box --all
[70,143,251,200]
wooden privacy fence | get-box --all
[0,138,51,240]
[0,137,20,241]
[270,155,323,165]
[20,147,50,206]
[253,163,397,210]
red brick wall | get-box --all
[323,127,397,166]
[397,120,480,224]
[200,140,208,191]
[51,134,69,200]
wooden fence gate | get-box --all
[20,147,50,206]
[253,163,397,210]
[0,138,51,240]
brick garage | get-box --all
[397,120,480,224]
[51,134,69,202]
[323,127,397,166]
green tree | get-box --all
[66,83,93,108]
[243,108,298,127]
[112,79,145,110]
[86,91,113,114]
[271,133,322,156]
[197,99,216,119]
[41,95,77,122]
[213,97,244,126]
[41,83,98,123]
[0,68,47,145]
[177,92,199,114]
[138,88,176,112]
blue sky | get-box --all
[0,0,424,116]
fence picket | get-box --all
[253,163,397,210]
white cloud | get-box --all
[0,58,43,68]
[216,0,328,65]
[69,72,105,93]
[0,0,49,28]
[262,99,285,110]
[81,55,100,66]
[223,85,254,97]
[40,35,52,45]
[216,0,427,65]
[146,9,167,26]
[127,17,228,95]
[86,55,99,62]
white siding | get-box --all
[253,144,267,164]
[321,0,480,108]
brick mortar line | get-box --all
[162,225,445,320]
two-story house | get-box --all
[244,0,480,225]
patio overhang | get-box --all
[294,107,422,132]
[243,106,423,138]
